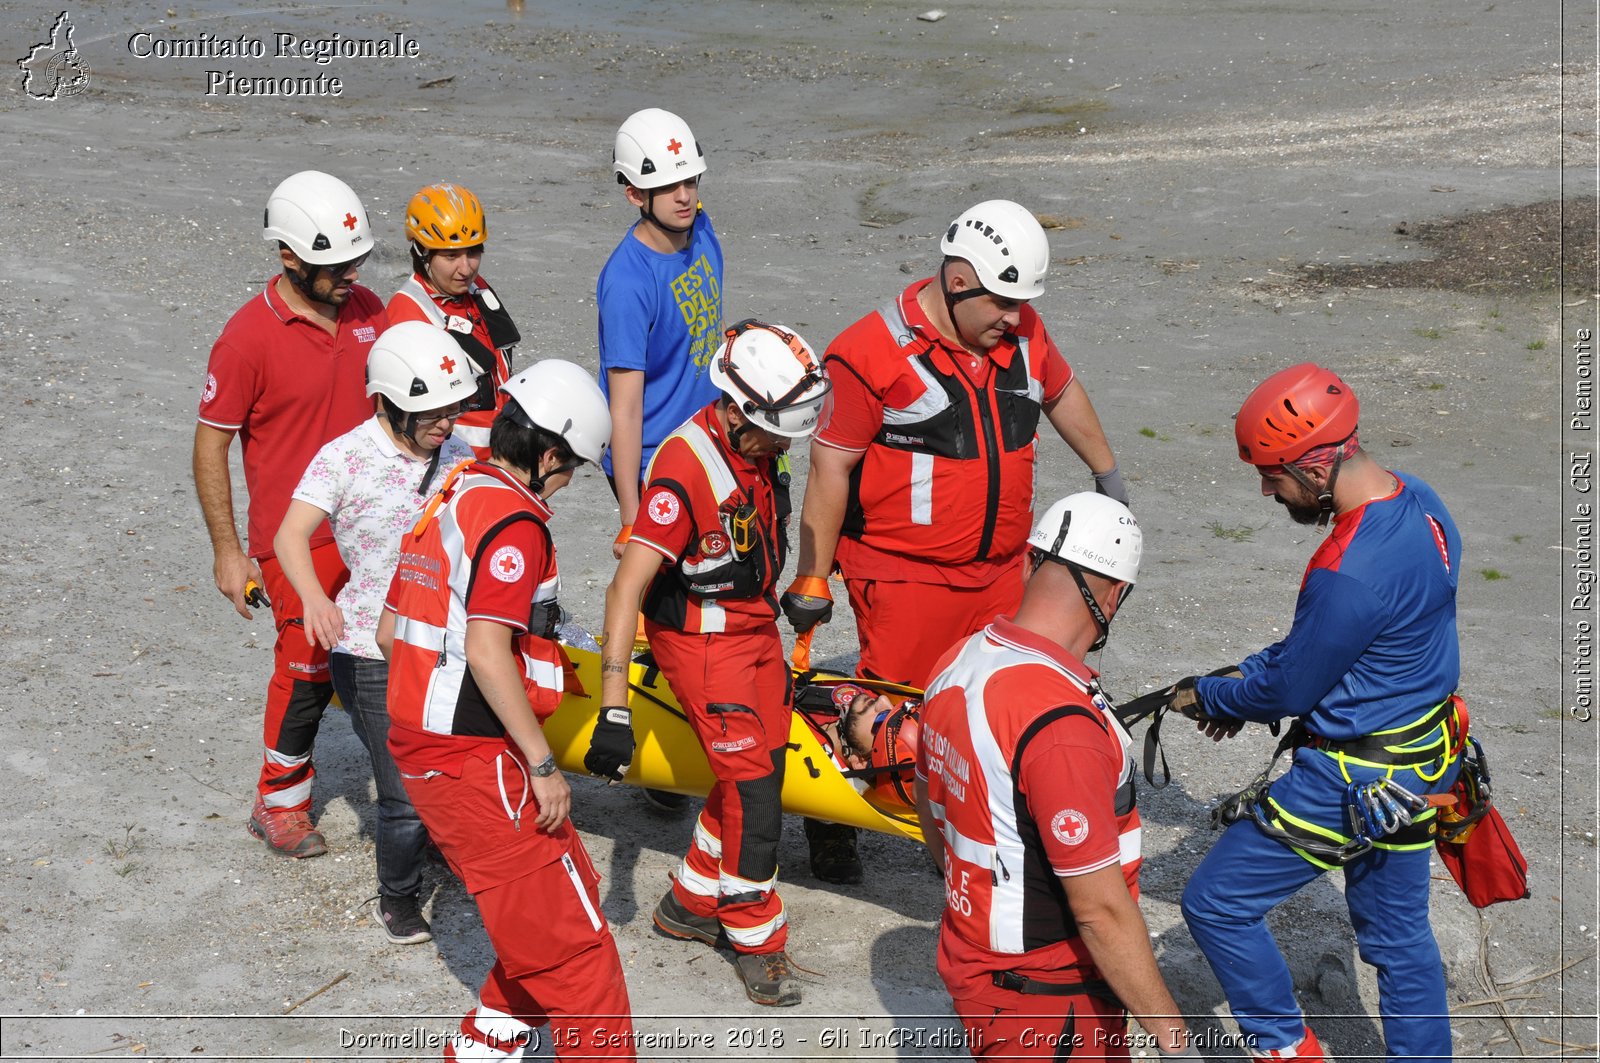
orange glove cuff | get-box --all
[787,575,832,600]
[614,524,633,547]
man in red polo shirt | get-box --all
[785,199,1127,883]
[194,170,387,859]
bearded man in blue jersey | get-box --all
[1162,363,1466,1063]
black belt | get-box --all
[1307,696,1460,768]
[992,969,1119,1004]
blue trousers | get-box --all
[329,652,428,899]
[1181,751,1454,1062]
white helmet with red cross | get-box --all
[366,322,481,412]
[613,108,707,190]
[263,170,373,266]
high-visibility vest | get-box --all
[920,624,1141,965]
[391,274,519,454]
[387,461,564,737]
[636,407,787,635]
[834,298,1046,566]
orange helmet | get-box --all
[405,183,486,250]
[1235,362,1359,466]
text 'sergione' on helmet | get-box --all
[1027,492,1142,585]
[499,360,613,466]
[709,320,833,439]
[263,170,372,266]
[613,108,707,190]
[406,183,486,250]
[366,322,482,412]
[940,199,1050,301]
[1234,362,1359,467]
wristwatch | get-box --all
[530,754,559,778]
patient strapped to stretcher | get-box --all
[794,682,922,812]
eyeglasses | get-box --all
[319,251,371,276]
[412,403,464,429]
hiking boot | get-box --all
[805,819,863,884]
[640,788,691,815]
[735,950,802,1007]
[247,799,327,858]
[652,890,727,948]
[377,894,434,945]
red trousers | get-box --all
[404,752,634,1061]
[255,540,348,809]
[843,556,1026,687]
[952,991,1131,1061]
[647,623,790,953]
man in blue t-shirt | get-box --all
[598,107,724,554]
[1161,364,1465,1063]
[597,107,725,817]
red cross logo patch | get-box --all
[342,212,358,231]
[645,489,681,526]
[667,138,682,155]
[488,545,526,583]
[440,355,456,374]
[1050,808,1090,847]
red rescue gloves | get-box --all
[584,706,636,782]
[780,575,833,634]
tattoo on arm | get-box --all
[601,661,627,675]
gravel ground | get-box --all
[0,2,1594,1060]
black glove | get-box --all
[1207,664,1244,680]
[584,706,635,782]
[780,576,833,634]
[1167,676,1205,720]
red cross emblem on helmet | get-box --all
[440,355,456,374]
[667,138,683,155]
[343,212,358,230]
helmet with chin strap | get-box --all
[498,359,613,467]
[613,108,706,190]
[940,199,1050,302]
[1234,362,1359,468]
[263,170,372,266]
[1236,362,1360,529]
[367,322,481,413]
[709,320,832,440]
[405,183,486,252]
[1028,492,1141,651]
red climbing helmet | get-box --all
[1235,362,1359,467]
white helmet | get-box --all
[263,170,373,266]
[1027,492,1142,585]
[499,359,613,465]
[366,322,481,412]
[613,108,707,190]
[940,199,1049,301]
[708,320,832,439]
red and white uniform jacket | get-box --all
[384,461,564,773]
[628,405,789,635]
[388,274,520,457]
[917,618,1141,1002]
[816,278,1072,585]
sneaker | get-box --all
[1253,1025,1325,1062]
[640,788,691,815]
[652,890,727,948]
[377,894,434,945]
[247,799,327,859]
[805,819,863,884]
[734,950,802,1007]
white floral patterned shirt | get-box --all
[292,416,473,660]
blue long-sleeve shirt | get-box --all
[1196,472,1461,742]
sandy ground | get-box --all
[1,1,1596,1060]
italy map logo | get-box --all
[18,11,92,100]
